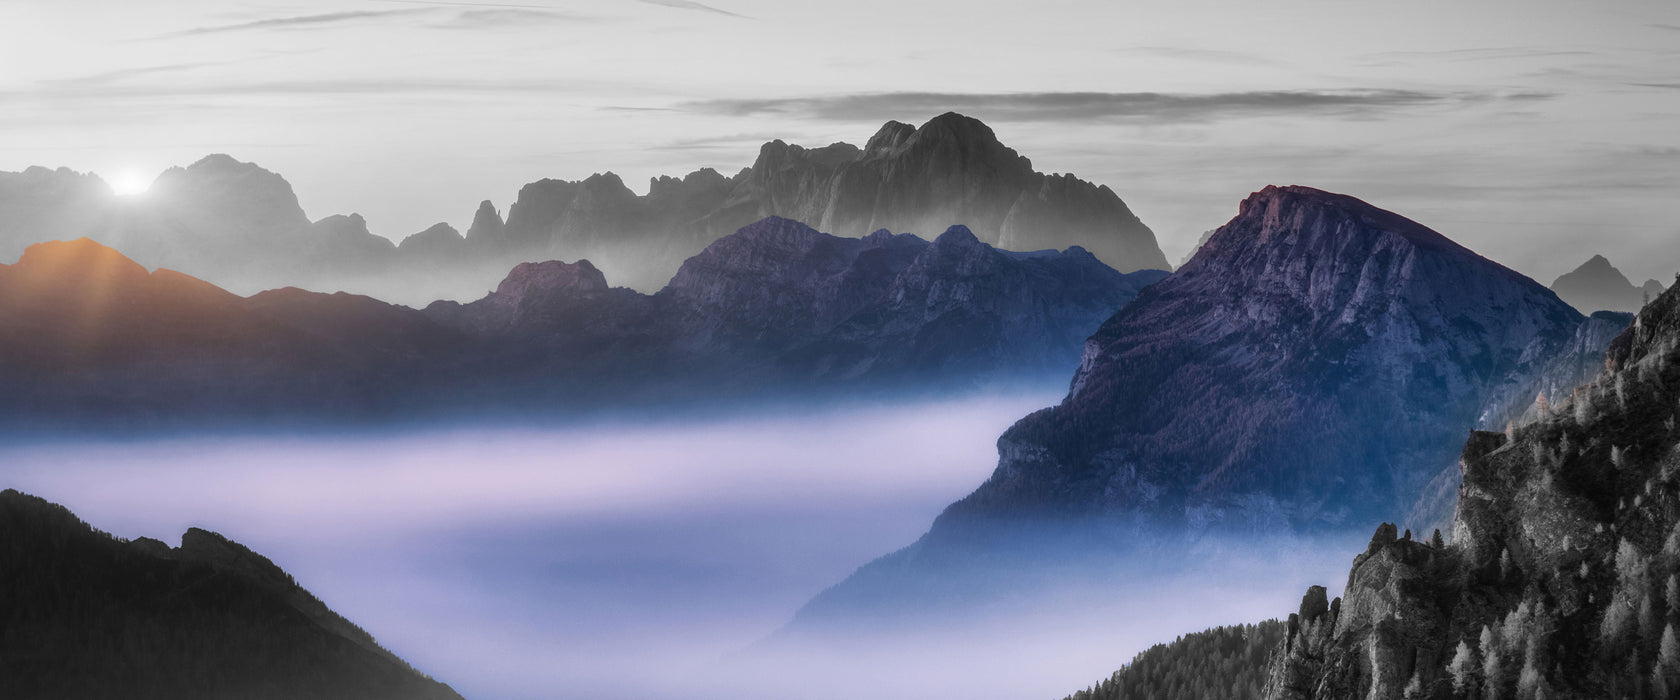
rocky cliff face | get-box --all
[1405,309,1634,536]
[1264,277,1680,699]
[0,114,1168,304]
[790,186,1599,632]
[1551,254,1666,314]
[0,489,463,700]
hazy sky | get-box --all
[3,0,1678,282]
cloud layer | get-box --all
[685,89,1552,124]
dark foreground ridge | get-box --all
[1263,270,1680,698]
[1062,620,1285,700]
[0,489,462,700]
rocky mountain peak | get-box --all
[1212,184,1463,259]
[467,199,504,240]
[494,259,609,300]
[177,527,291,585]
[752,139,864,172]
[922,224,993,266]
[863,120,917,154]
[5,238,153,296]
[148,154,310,231]
[398,222,464,251]
[872,112,1030,172]
[1551,253,1651,313]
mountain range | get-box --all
[0,217,1163,429]
[0,489,460,700]
[789,185,1628,632]
[0,114,1169,306]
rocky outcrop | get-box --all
[1264,275,1680,699]
[1551,254,1664,314]
[1406,309,1634,535]
[0,489,462,700]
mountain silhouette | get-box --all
[0,489,462,700]
[1550,253,1667,314]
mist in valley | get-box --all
[0,393,1365,700]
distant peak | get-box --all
[864,120,916,153]
[931,224,982,248]
[1231,185,1464,254]
[183,153,276,177]
[13,237,146,274]
[735,215,822,238]
[1554,254,1633,285]
[1569,254,1618,274]
[915,112,1002,145]
[495,258,609,299]
[467,199,504,240]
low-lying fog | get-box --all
[0,394,1363,700]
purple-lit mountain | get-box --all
[790,185,1624,630]
[0,489,463,700]
[0,114,1168,305]
[0,218,1162,429]
[422,216,1166,401]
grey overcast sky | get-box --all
[3,0,1678,282]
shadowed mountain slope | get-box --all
[0,489,462,700]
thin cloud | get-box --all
[376,0,743,17]
[636,0,745,17]
[682,90,1553,124]
[1358,47,1596,63]
[649,132,789,151]
[376,0,585,9]
[11,76,665,106]
[36,61,228,87]
[1113,46,1276,65]
[157,9,429,38]
[431,9,598,29]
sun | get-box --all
[107,169,153,197]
